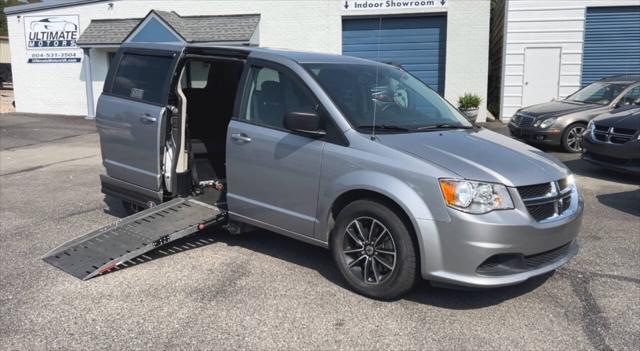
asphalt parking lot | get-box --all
[1,113,638,350]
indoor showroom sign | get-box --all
[24,15,82,63]
[342,0,448,11]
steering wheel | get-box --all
[380,103,401,114]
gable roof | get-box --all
[77,18,141,46]
[77,10,260,47]
[152,11,260,43]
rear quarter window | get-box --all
[111,53,173,104]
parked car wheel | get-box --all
[331,199,417,300]
[122,201,144,216]
[562,122,587,153]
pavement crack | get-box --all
[60,205,103,220]
[561,268,640,285]
[2,131,97,151]
[0,155,96,177]
[559,269,613,351]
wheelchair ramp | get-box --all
[43,197,226,280]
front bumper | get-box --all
[416,188,583,288]
[508,122,563,145]
[582,135,640,175]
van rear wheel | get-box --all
[330,200,417,300]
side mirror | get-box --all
[284,110,326,136]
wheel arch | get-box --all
[325,188,425,277]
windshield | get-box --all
[304,63,472,132]
[566,82,627,105]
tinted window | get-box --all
[181,61,211,89]
[619,86,640,106]
[112,53,173,104]
[241,66,317,129]
[304,63,470,132]
[567,82,627,105]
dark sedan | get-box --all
[509,75,640,153]
[582,105,640,175]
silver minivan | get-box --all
[95,43,583,299]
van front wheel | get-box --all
[331,200,417,300]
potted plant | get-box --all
[458,93,482,122]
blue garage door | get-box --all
[582,6,640,86]
[342,16,447,95]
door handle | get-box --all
[140,114,157,124]
[231,133,252,143]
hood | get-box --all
[519,100,601,118]
[593,106,640,130]
[376,129,570,187]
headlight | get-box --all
[539,117,557,129]
[587,120,595,132]
[439,179,514,214]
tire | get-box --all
[330,199,418,300]
[562,122,587,153]
[122,200,144,216]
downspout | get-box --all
[83,48,95,119]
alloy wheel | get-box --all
[566,125,585,152]
[342,217,397,285]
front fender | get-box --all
[315,170,449,243]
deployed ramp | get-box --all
[43,197,226,280]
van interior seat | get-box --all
[256,80,285,128]
[183,61,244,180]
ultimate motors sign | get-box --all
[24,15,82,63]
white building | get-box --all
[490,0,640,120]
[3,0,491,120]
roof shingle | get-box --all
[77,10,260,46]
[77,18,141,46]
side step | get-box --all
[43,197,226,280]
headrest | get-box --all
[261,81,283,103]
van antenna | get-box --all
[371,16,383,141]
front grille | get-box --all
[560,195,572,213]
[512,113,534,127]
[517,178,574,222]
[592,125,638,144]
[594,131,608,142]
[557,178,569,192]
[614,127,637,135]
[476,242,573,276]
[527,202,556,221]
[524,243,572,269]
[610,135,632,144]
[518,183,552,200]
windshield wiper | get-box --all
[415,123,473,131]
[356,124,411,132]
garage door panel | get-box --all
[342,15,446,95]
[344,42,443,50]
[582,6,640,86]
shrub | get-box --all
[458,93,482,109]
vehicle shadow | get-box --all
[596,189,640,217]
[218,229,552,308]
[100,196,552,307]
[404,273,552,309]
[562,158,640,185]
